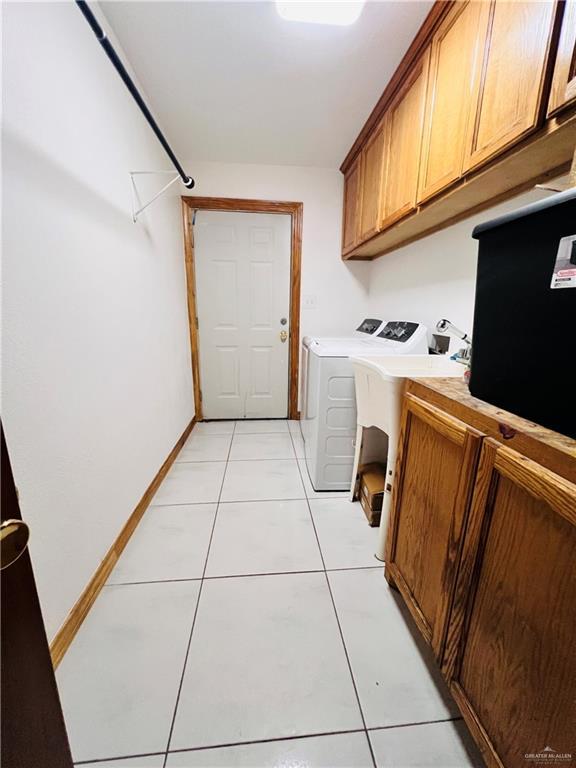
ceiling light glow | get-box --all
[276,1,365,26]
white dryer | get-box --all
[301,320,428,491]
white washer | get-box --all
[301,320,428,491]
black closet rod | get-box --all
[76,0,194,189]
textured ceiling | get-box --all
[102,1,433,168]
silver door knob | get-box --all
[280,330,288,342]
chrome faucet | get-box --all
[436,318,472,361]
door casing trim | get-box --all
[181,196,303,420]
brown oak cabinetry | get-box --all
[448,440,576,768]
[342,155,361,255]
[358,119,386,240]
[463,0,556,172]
[384,394,482,659]
[548,0,576,116]
[381,50,430,229]
[418,0,483,202]
[386,379,576,768]
[342,0,576,260]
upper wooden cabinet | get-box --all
[548,0,576,116]
[341,0,576,260]
[463,0,557,172]
[342,156,361,255]
[417,1,484,202]
[358,119,386,241]
[448,440,576,768]
[381,49,430,229]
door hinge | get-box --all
[199,389,203,402]
[195,316,199,329]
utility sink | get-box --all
[351,354,465,438]
[352,354,466,380]
[349,354,466,560]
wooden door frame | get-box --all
[181,196,303,421]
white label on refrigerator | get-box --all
[550,235,576,289]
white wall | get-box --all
[183,160,371,340]
[184,162,553,358]
[1,1,556,646]
[2,2,194,640]
[367,188,551,353]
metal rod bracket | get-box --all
[130,171,181,222]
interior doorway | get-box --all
[181,197,302,421]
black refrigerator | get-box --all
[469,188,576,439]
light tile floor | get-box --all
[57,420,482,768]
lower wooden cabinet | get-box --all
[385,394,483,659]
[447,440,576,768]
[386,382,576,768]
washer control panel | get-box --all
[356,318,384,335]
[377,321,420,342]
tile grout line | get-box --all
[95,421,459,765]
[151,495,348,507]
[368,715,464,733]
[178,456,302,464]
[162,727,368,760]
[74,750,165,766]
[289,428,465,757]
[76,728,368,765]
[75,716,465,765]
[104,565,384,588]
[161,419,238,768]
[289,428,378,768]
[161,421,303,765]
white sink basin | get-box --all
[350,354,466,560]
[351,353,465,437]
[351,354,466,380]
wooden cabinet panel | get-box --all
[447,441,576,768]
[418,1,484,202]
[381,49,430,230]
[342,157,361,254]
[341,0,576,259]
[463,0,557,173]
[386,394,483,659]
[548,0,576,116]
[358,120,386,241]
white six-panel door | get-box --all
[194,210,291,419]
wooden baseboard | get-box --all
[50,417,196,668]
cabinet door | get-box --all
[358,120,386,241]
[463,0,557,172]
[548,0,576,116]
[381,49,430,230]
[418,1,484,203]
[446,440,576,768]
[342,156,361,255]
[385,394,483,660]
